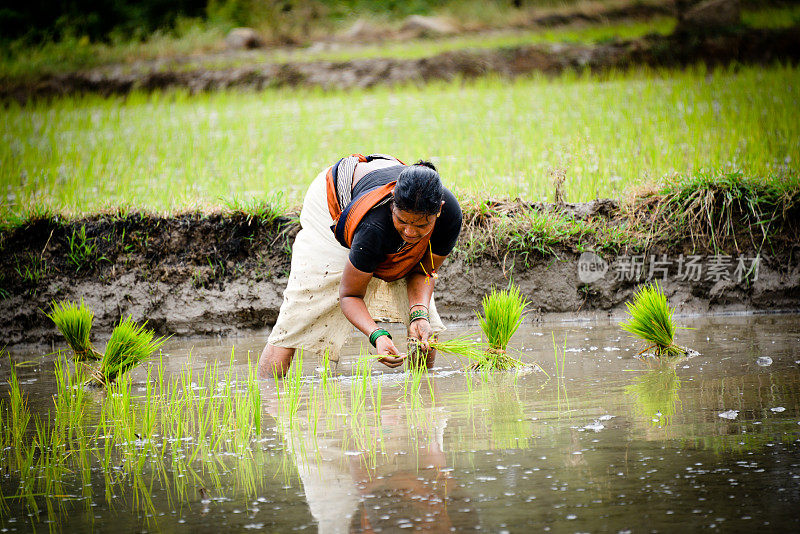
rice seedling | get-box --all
[552,333,566,381]
[619,281,687,357]
[2,64,797,222]
[87,316,166,386]
[429,335,486,362]
[478,284,529,352]
[552,333,570,414]
[52,353,90,448]
[350,354,373,416]
[274,349,305,425]
[46,299,102,360]
[427,283,530,371]
[429,333,526,372]
[7,367,31,470]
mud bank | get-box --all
[1,199,798,347]
[3,25,799,103]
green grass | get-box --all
[65,225,99,271]
[741,5,800,29]
[452,170,799,263]
[210,16,677,67]
[457,202,609,264]
[11,17,676,79]
[651,172,800,254]
[0,25,228,81]
[619,281,685,356]
[2,2,797,80]
[46,300,103,360]
[0,1,672,80]
[2,64,797,222]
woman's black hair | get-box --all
[393,160,444,215]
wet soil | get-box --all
[1,199,798,346]
[3,25,799,103]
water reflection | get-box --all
[0,314,798,531]
[625,358,683,428]
[265,370,482,533]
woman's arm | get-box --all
[406,252,448,351]
[340,260,405,368]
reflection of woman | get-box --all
[258,154,462,378]
[347,411,478,533]
[263,380,477,534]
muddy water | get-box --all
[2,313,799,532]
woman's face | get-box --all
[391,204,439,244]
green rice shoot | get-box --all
[619,281,686,357]
[430,334,524,372]
[2,65,797,222]
[478,284,530,352]
[46,299,102,360]
[429,335,489,363]
[89,317,166,386]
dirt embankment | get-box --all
[1,199,798,347]
[3,25,799,103]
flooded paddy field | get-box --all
[1,313,799,532]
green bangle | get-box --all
[409,309,429,323]
[369,328,391,347]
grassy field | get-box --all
[236,17,678,65]
[2,64,798,222]
[207,5,800,66]
[1,4,797,80]
[0,17,676,78]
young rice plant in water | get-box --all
[1,350,267,523]
[89,316,165,386]
[428,284,530,371]
[479,284,529,351]
[46,300,102,360]
[619,281,686,356]
[476,284,529,370]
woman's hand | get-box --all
[407,319,436,369]
[376,335,406,369]
[408,318,434,351]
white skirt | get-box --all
[267,169,444,361]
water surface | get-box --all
[1,314,799,532]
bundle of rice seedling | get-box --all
[619,281,686,357]
[479,347,525,371]
[454,284,530,370]
[478,284,529,352]
[428,335,524,371]
[427,335,488,363]
[46,300,102,360]
[88,317,165,387]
